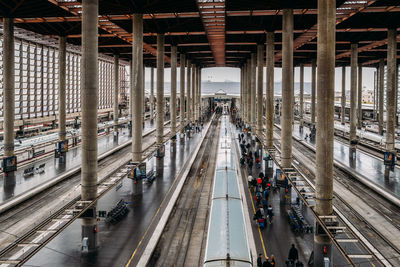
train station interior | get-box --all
[0,0,400,266]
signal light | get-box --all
[323,245,327,255]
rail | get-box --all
[251,129,391,266]
[0,122,184,266]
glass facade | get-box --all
[0,33,128,123]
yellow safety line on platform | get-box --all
[244,168,268,259]
[125,154,183,266]
[126,134,210,267]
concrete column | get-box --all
[281,9,294,168]
[373,69,377,120]
[311,58,316,125]
[386,29,397,153]
[192,64,196,122]
[129,61,133,137]
[314,0,335,264]
[186,59,191,123]
[58,36,67,141]
[251,53,257,130]
[3,17,15,182]
[132,14,143,162]
[143,66,146,127]
[180,54,186,127]
[240,66,243,118]
[341,66,346,125]
[243,63,247,121]
[113,54,119,133]
[257,45,264,136]
[247,59,251,124]
[357,66,363,129]
[171,46,177,137]
[81,0,99,252]
[378,59,384,135]
[192,64,196,121]
[150,67,155,121]
[156,33,165,145]
[299,64,304,128]
[266,32,274,148]
[198,68,202,118]
[349,44,358,146]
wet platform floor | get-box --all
[290,122,400,197]
[0,119,157,202]
[24,127,206,267]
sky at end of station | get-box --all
[144,66,377,91]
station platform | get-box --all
[0,118,155,202]
[233,122,390,266]
[289,122,400,197]
[22,121,208,267]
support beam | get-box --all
[251,53,257,131]
[197,67,201,119]
[180,54,186,127]
[129,60,132,137]
[132,14,143,162]
[386,29,397,153]
[3,17,15,182]
[192,63,196,122]
[373,69,377,120]
[247,59,251,124]
[378,59,384,135]
[357,66,363,129]
[266,32,274,148]
[58,36,66,141]
[156,33,165,145]
[143,66,146,128]
[314,0,335,264]
[281,9,294,168]
[113,54,119,133]
[240,66,243,119]
[349,43,358,146]
[81,0,99,252]
[311,58,316,125]
[150,67,155,121]
[186,59,191,124]
[299,64,304,128]
[171,46,177,137]
[257,45,264,136]
[341,66,346,125]
[243,63,247,121]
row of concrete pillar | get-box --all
[2,2,203,252]
[238,4,397,265]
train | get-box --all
[203,114,253,267]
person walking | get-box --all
[267,205,274,224]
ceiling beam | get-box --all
[274,0,378,62]
[46,0,170,62]
[197,0,226,66]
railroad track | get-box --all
[148,116,220,266]
[273,126,400,266]
[0,122,179,266]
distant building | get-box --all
[362,87,374,104]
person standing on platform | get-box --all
[257,253,263,267]
[288,244,299,264]
[263,257,272,267]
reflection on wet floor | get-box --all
[290,123,400,197]
[25,126,205,267]
[0,120,156,202]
